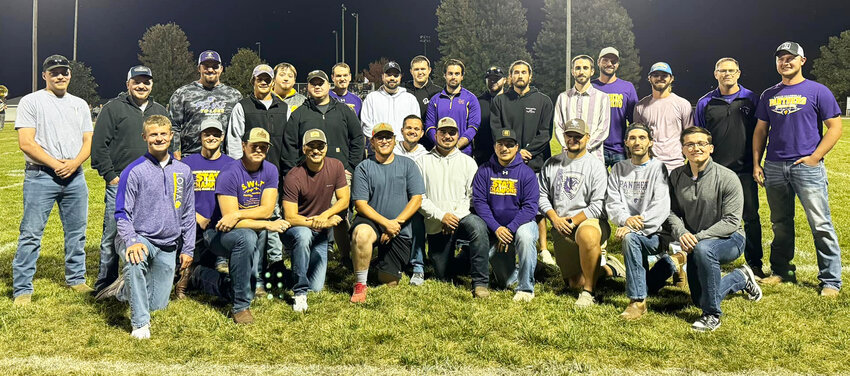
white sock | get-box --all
[131,324,150,340]
[355,270,368,285]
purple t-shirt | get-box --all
[330,91,362,116]
[211,159,279,225]
[756,79,841,161]
[592,78,639,154]
[183,153,235,220]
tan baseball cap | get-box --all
[247,127,271,144]
[372,123,394,137]
[302,128,327,145]
[437,117,458,130]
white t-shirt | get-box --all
[15,89,93,164]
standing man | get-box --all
[361,61,420,142]
[227,64,287,169]
[694,57,764,278]
[349,124,424,303]
[553,55,610,163]
[633,62,693,173]
[272,62,307,118]
[473,129,540,301]
[282,129,350,312]
[91,65,169,292]
[424,59,481,156]
[753,42,843,296]
[539,119,623,308]
[0,87,7,129]
[669,127,762,331]
[175,119,235,298]
[96,115,195,339]
[193,127,290,324]
[417,117,491,297]
[403,55,443,150]
[330,63,363,116]
[473,66,506,165]
[168,50,242,158]
[607,124,682,319]
[13,55,94,305]
[592,47,639,168]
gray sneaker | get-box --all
[739,265,763,302]
[95,275,124,301]
[409,272,425,286]
[692,314,721,332]
[575,290,596,308]
[605,255,626,279]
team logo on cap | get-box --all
[207,52,215,59]
[502,130,510,136]
[310,131,320,137]
[780,42,792,50]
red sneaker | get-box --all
[350,282,368,303]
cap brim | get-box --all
[44,64,70,71]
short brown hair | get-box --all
[410,55,431,67]
[444,58,465,74]
[273,62,297,78]
[680,126,712,145]
[331,62,351,75]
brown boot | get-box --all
[473,286,491,299]
[620,300,647,320]
[233,309,254,325]
[670,252,688,288]
[174,266,193,299]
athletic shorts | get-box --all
[350,215,412,280]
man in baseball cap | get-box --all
[775,41,804,58]
[473,66,508,165]
[42,54,70,72]
[361,61,420,144]
[90,64,169,294]
[592,46,639,168]
[348,119,425,303]
[540,118,621,307]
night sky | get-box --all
[1,0,848,103]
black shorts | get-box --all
[350,215,412,280]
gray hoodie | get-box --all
[538,152,607,219]
[667,158,743,240]
[606,158,670,236]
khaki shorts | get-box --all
[551,218,610,280]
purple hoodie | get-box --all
[472,153,539,233]
[424,87,481,155]
[115,153,196,256]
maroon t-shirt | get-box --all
[282,157,347,217]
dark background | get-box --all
[1,0,848,102]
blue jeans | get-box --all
[489,221,538,293]
[118,236,176,329]
[204,228,265,313]
[95,183,124,291]
[13,165,88,297]
[408,213,426,274]
[687,233,746,316]
[622,232,677,300]
[282,226,329,295]
[738,172,763,269]
[426,214,490,287]
[764,160,842,289]
[604,149,627,168]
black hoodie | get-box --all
[281,96,365,176]
[489,86,553,172]
[91,92,169,182]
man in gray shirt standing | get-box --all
[668,127,761,331]
[538,119,625,308]
[13,55,94,305]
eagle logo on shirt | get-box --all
[769,95,807,116]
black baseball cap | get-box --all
[43,55,70,72]
[625,123,653,140]
[384,61,401,73]
[775,41,805,58]
[484,66,504,78]
[495,128,517,143]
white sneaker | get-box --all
[539,249,557,266]
[131,324,151,340]
[512,291,534,302]
[293,294,308,312]
[575,291,596,308]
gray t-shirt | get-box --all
[352,155,425,239]
[15,89,93,164]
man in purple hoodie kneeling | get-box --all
[472,129,540,302]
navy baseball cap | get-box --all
[127,65,153,80]
[198,50,222,65]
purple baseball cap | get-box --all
[198,50,222,65]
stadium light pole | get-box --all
[33,0,38,92]
[256,41,261,59]
[565,0,571,92]
[341,4,346,66]
[73,0,78,61]
[419,35,430,58]
[332,30,339,63]
[351,12,359,74]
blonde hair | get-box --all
[143,114,172,134]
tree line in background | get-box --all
[58,1,850,108]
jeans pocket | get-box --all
[24,168,42,179]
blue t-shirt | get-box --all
[183,153,235,220]
[211,159,279,225]
[351,155,425,239]
[755,79,841,161]
[330,91,362,116]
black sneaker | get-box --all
[692,315,721,332]
[95,274,124,301]
[739,265,763,302]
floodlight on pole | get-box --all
[419,35,430,58]
[33,0,38,92]
[73,0,78,61]
[351,12,359,74]
[332,30,339,63]
[256,42,261,59]
[341,4,346,66]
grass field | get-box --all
[0,120,849,375]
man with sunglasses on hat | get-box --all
[473,66,507,166]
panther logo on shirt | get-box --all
[769,95,807,115]
[557,170,583,200]
[422,98,430,105]
[489,177,517,196]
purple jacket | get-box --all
[115,153,196,256]
[472,153,539,233]
[424,87,481,155]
